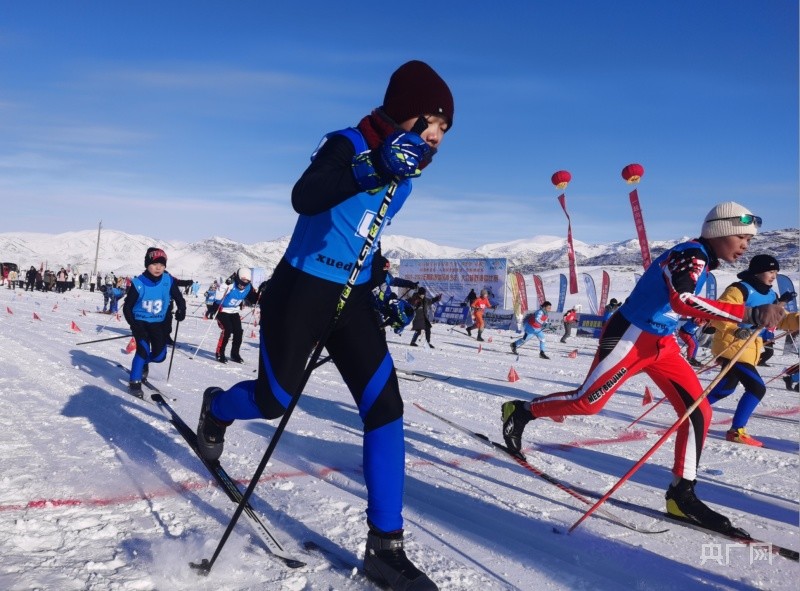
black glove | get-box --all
[779,291,797,303]
[175,308,186,322]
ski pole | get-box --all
[191,182,398,575]
[76,333,132,346]
[167,321,180,382]
[624,396,667,429]
[764,362,799,386]
[625,339,743,429]
[568,329,760,533]
[191,315,218,359]
[96,310,119,334]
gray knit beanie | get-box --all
[700,202,759,239]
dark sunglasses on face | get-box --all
[707,214,762,228]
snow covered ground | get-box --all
[0,283,797,591]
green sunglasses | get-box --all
[707,214,762,228]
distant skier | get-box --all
[677,318,703,366]
[560,305,579,343]
[207,268,258,363]
[466,289,493,341]
[602,298,620,325]
[122,248,186,396]
[511,301,552,358]
[371,255,417,334]
[203,281,219,319]
[409,286,442,348]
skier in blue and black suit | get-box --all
[196,60,453,591]
[122,247,186,396]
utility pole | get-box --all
[92,220,102,277]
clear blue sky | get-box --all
[1,1,797,249]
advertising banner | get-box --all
[533,274,546,308]
[629,188,652,270]
[557,274,567,312]
[557,194,579,294]
[399,258,508,309]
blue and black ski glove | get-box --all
[352,130,433,193]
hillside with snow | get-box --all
[0,228,797,284]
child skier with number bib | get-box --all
[207,268,258,364]
[122,248,186,396]
[511,301,552,358]
[501,202,785,535]
[196,60,453,591]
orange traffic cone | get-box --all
[53,304,58,311]
[642,386,654,405]
[71,321,81,332]
[508,366,520,382]
[568,349,578,358]
[33,312,41,320]
[6,307,12,314]
[125,338,137,354]
[478,344,482,353]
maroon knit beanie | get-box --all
[145,247,167,267]
[382,60,454,130]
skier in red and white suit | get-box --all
[501,202,785,533]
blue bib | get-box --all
[131,273,173,323]
[283,128,412,285]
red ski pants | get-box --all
[529,312,711,481]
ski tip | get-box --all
[284,558,307,569]
[552,526,564,535]
[781,548,800,562]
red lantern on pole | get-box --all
[551,170,572,190]
[621,163,645,184]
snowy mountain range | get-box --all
[0,228,796,282]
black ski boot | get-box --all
[665,478,738,534]
[510,342,517,355]
[363,527,438,591]
[216,353,227,364]
[539,351,550,360]
[128,381,143,398]
[476,330,484,342]
[783,375,798,391]
[465,325,473,337]
[197,387,232,461]
[501,400,532,456]
[230,354,244,364]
